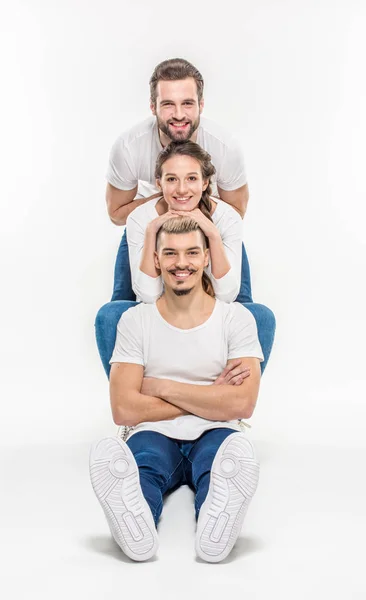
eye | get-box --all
[183,102,194,106]
[188,251,199,255]
[164,251,175,256]
[188,176,197,181]
[166,177,176,182]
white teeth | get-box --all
[174,272,190,278]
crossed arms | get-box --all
[110,357,261,427]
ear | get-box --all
[154,251,161,271]
[156,178,162,190]
[204,248,210,268]
[150,101,156,116]
[199,97,204,114]
[202,178,209,191]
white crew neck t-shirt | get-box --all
[107,117,247,198]
[126,197,243,303]
[110,299,263,441]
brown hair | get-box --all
[155,141,216,222]
[150,58,204,105]
[156,216,215,298]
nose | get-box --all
[173,104,184,121]
[175,258,190,269]
[176,178,188,195]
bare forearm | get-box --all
[208,234,231,279]
[112,390,188,427]
[156,379,255,421]
[108,192,162,226]
[217,184,249,219]
[109,197,149,226]
[140,228,160,278]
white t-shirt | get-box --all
[126,197,243,304]
[107,116,247,198]
[110,299,263,441]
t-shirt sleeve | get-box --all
[227,303,264,362]
[110,308,144,365]
[216,137,247,192]
[210,206,243,302]
[126,212,164,303]
[106,136,138,191]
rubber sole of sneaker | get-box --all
[195,432,260,563]
[89,436,159,562]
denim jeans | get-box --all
[126,427,236,526]
[111,229,253,303]
[95,299,276,378]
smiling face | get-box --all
[151,78,204,143]
[157,155,208,212]
[155,230,209,296]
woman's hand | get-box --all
[146,210,181,235]
[172,208,220,240]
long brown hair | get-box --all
[156,216,215,298]
[154,141,216,222]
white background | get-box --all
[1,0,365,447]
[1,1,366,597]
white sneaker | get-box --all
[195,432,260,563]
[89,436,159,562]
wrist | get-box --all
[159,379,170,400]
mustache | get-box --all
[167,267,197,274]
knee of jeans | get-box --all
[94,302,119,331]
[251,303,276,331]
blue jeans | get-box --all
[111,229,253,303]
[95,300,276,378]
[127,428,236,526]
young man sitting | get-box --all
[90,217,263,563]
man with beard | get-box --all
[107,58,251,303]
[90,217,263,563]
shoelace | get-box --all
[117,425,133,442]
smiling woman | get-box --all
[126,141,243,304]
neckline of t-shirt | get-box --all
[152,299,219,333]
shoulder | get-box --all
[217,300,255,326]
[113,117,156,149]
[119,302,154,328]
[126,198,159,227]
[199,117,240,151]
[211,197,242,225]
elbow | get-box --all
[235,395,257,420]
[112,405,138,428]
[110,215,126,226]
[133,287,159,304]
[215,286,240,303]
[108,209,126,226]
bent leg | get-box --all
[95,300,138,377]
[111,230,136,301]
[188,429,260,563]
[235,243,253,304]
[185,428,236,520]
[243,302,276,374]
[127,431,185,526]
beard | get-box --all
[157,116,200,142]
[172,286,194,296]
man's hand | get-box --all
[213,359,251,386]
